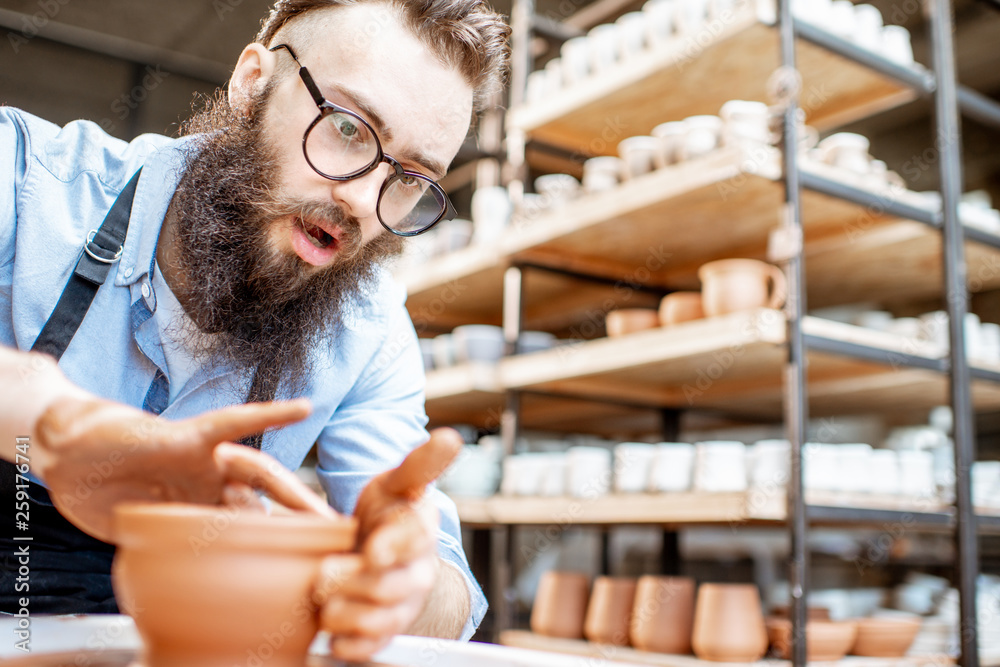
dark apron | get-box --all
[1,459,118,613]
[0,171,141,615]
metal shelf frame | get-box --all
[478,0,1000,662]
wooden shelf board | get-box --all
[499,631,953,667]
[423,311,1000,427]
[506,0,917,156]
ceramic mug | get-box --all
[630,576,696,653]
[698,258,787,316]
[659,291,706,326]
[582,156,624,193]
[560,36,591,85]
[643,0,677,48]
[817,132,871,175]
[531,571,591,639]
[719,100,770,148]
[691,583,769,661]
[587,23,620,73]
[680,115,723,160]
[618,136,660,179]
[584,576,637,645]
[881,24,914,66]
[614,442,657,493]
[615,12,648,61]
[650,442,695,492]
[651,121,687,167]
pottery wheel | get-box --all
[0,649,399,667]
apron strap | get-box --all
[31,169,142,360]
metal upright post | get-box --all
[775,0,809,665]
[927,0,980,664]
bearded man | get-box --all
[0,0,509,658]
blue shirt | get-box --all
[0,107,486,638]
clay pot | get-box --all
[852,617,922,657]
[691,583,769,662]
[584,576,637,645]
[531,571,590,639]
[112,502,357,667]
[629,576,696,654]
[606,309,661,337]
[767,618,858,661]
[698,259,786,317]
[659,292,705,327]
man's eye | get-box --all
[335,116,359,138]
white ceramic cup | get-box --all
[651,121,687,167]
[616,12,648,61]
[452,324,505,363]
[539,453,569,496]
[432,333,455,369]
[978,322,1000,365]
[693,441,747,492]
[418,338,435,372]
[587,23,620,73]
[792,0,833,26]
[618,136,660,178]
[525,69,550,105]
[835,443,874,494]
[614,443,658,493]
[471,186,512,244]
[972,461,1000,508]
[881,24,914,66]
[897,449,936,498]
[517,330,558,354]
[719,100,770,148]
[534,173,581,209]
[855,310,894,331]
[676,0,710,34]
[748,439,790,489]
[560,37,591,86]
[852,3,884,51]
[680,115,723,160]
[868,449,901,495]
[828,0,857,38]
[441,445,501,497]
[650,443,695,492]
[803,442,840,493]
[643,0,677,48]
[583,156,624,193]
[817,132,871,175]
[567,446,613,498]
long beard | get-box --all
[165,88,403,407]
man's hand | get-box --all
[315,428,466,662]
[34,394,333,542]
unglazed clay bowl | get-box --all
[659,292,705,326]
[606,309,661,337]
[767,618,858,661]
[851,617,922,657]
[112,502,357,667]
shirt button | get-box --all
[123,266,134,279]
[141,283,151,299]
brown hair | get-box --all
[255,0,510,112]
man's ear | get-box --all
[228,44,277,111]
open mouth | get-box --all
[298,217,336,249]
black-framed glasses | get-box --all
[269,43,456,237]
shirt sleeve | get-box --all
[0,108,27,272]
[314,299,487,641]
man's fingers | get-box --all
[381,428,463,499]
[328,634,393,663]
[189,399,312,447]
[313,554,365,606]
[364,508,437,569]
[333,555,437,604]
[220,482,266,511]
[322,597,418,640]
[214,443,335,517]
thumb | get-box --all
[381,428,463,500]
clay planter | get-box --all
[691,583,768,662]
[698,259,786,317]
[767,618,858,661]
[605,309,660,337]
[584,576,637,645]
[629,576,696,654]
[112,502,357,667]
[531,571,590,639]
[852,617,922,657]
[659,292,705,327]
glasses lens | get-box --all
[305,110,379,178]
[378,172,448,234]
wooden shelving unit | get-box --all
[498,631,959,667]
[424,310,1000,429]
[506,0,918,156]
[400,148,1000,332]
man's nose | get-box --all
[328,163,389,222]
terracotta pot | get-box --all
[659,292,705,327]
[852,617,922,657]
[629,576,696,653]
[606,309,660,337]
[698,259,786,317]
[531,571,590,639]
[112,502,357,667]
[767,618,858,661]
[691,583,768,662]
[584,576,637,645]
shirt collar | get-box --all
[114,134,202,288]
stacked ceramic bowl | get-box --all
[791,0,915,66]
[420,325,559,372]
[525,0,752,106]
[851,309,1000,365]
[803,132,906,189]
